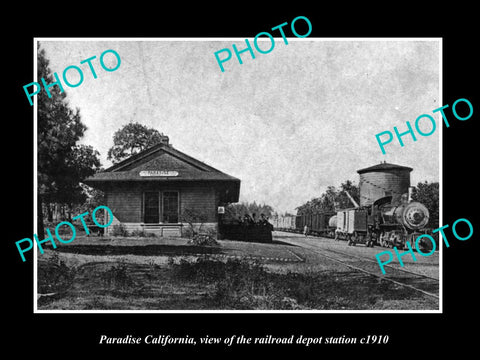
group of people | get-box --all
[237,213,273,229]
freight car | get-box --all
[273,211,336,237]
[295,211,337,237]
[272,214,297,231]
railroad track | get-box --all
[281,235,440,299]
[322,246,439,279]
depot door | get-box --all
[162,191,179,223]
[144,192,159,223]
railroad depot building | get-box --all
[84,137,240,237]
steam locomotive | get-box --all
[333,192,430,249]
[272,162,434,250]
[273,191,431,250]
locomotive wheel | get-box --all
[410,238,416,250]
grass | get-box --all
[37,252,438,310]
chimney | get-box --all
[159,135,169,145]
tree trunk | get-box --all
[47,203,53,222]
[37,194,45,238]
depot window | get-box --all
[143,191,179,224]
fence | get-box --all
[218,223,273,243]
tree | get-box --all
[337,180,360,209]
[55,145,102,220]
[411,181,439,229]
[223,201,275,223]
[296,180,360,215]
[37,45,101,233]
[43,146,101,222]
[71,183,105,215]
[107,122,167,164]
[37,45,86,235]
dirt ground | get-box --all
[36,234,439,311]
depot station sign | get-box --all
[139,170,179,177]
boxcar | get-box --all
[296,211,336,237]
[335,208,373,246]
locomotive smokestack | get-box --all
[408,186,414,203]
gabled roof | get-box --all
[84,143,240,184]
[357,162,413,174]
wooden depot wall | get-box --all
[104,182,217,224]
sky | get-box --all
[38,38,440,214]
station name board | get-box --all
[139,170,179,177]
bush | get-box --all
[168,257,302,309]
[182,227,194,239]
[37,252,76,294]
[101,264,133,290]
[130,229,146,237]
[187,233,219,247]
[171,257,226,282]
[168,257,330,309]
[111,224,129,237]
[205,227,217,238]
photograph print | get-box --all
[34,38,440,312]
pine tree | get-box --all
[37,44,100,234]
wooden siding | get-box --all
[104,182,217,223]
[180,185,216,223]
[105,186,142,223]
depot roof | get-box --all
[83,142,241,200]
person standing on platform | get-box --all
[303,224,309,237]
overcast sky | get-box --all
[38,38,440,214]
